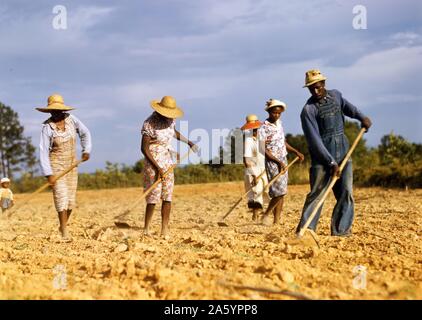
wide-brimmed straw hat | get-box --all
[150,96,184,119]
[36,94,75,113]
[1,177,10,184]
[303,69,327,87]
[265,99,287,112]
[241,114,262,131]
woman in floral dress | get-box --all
[259,99,304,226]
[141,96,198,239]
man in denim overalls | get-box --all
[296,70,372,237]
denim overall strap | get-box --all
[316,92,348,163]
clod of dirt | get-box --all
[95,228,113,241]
[114,221,132,229]
[134,242,156,253]
[114,243,128,253]
[276,270,295,283]
[126,258,136,278]
[0,232,17,241]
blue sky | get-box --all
[0,0,421,172]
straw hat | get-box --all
[265,99,287,112]
[303,69,327,87]
[150,96,184,119]
[36,94,75,113]
[1,177,10,184]
[241,114,262,131]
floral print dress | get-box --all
[259,119,289,198]
[141,112,177,204]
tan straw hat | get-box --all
[265,99,287,112]
[303,69,327,87]
[150,96,184,119]
[36,94,75,113]
[241,114,262,131]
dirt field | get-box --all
[0,182,420,300]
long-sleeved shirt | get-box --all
[301,89,366,166]
[39,114,92,176]
[243,135,266,177]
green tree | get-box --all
[344,121,370,166]
[23,137,38,175]
[225,128,243,164]
[285,133,309,162]
[133,159,145,174]
[210,128,243,165]
[0,102,37,178]
[378,132,420,165]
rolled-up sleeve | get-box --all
[39,125,53,176]
[301,106,336,166]
[71,115,92,154]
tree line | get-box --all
[0,102,37,179]
[1,101,420,193]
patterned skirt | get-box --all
[265,156,288,198]
[143,148,175,204]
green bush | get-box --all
[354,161,422,188]
[12,129,422,194]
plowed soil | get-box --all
[0,183,420,300]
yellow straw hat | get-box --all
[303,69,327,87]
[150,96,184,119]
[241,114,262,131]
[36,94,75,113]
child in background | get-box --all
[1,177,15,214]
[241,114,268,221]
[259,99,304,226]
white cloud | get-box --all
[323,45,422,108]
[389,31,422,46]
[192,0,339,29]
[0,5,115,55]
[70,6,114,31]
[116,77,236,108]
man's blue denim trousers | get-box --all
[296,160,354,236]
